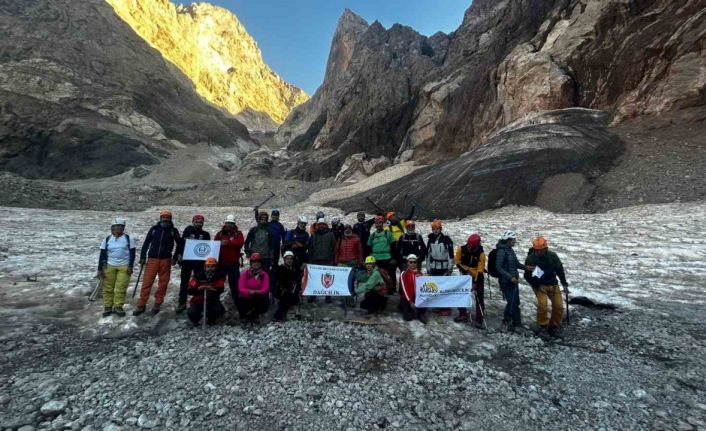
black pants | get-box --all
[237,294,269,320]
[187,299,225,325]
[274,289,300,320]
[399,297,426,321]
[179,261,204,305]
[220,264,240,306]
[360,291,387,314]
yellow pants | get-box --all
[103,264,131,308]
[535,284,564,328]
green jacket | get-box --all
[367,230,393,260]
[355,269,384,295]
[524,249,567,287]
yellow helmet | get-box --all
[365,256,377,264]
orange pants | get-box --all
[535,284,564,328]
[137,258,172,308]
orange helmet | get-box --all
[431,219,442,229]
[204,257,218,266]
[159,209,172,218]
[532,236,548,250]
[405,220,416,228]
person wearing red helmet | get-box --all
[135,210,181,316]
[524,236,569,339]
[186,257,225,326]
[454,233,486,328]
[175,214,211,314]
[237,252,270,324]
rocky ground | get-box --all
[1,201,705,430]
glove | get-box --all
[171,258,178,266]
[126,267,134,276]
[96,270,104,279]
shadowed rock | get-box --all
[327,109,624,218]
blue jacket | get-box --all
[495,242,526,284]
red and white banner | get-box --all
[302,264,352,296]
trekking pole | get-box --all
[474,290,487,330]
[202,287,208,330]
[255,191,276,210]
[89,277,103,302]
[366,197,385,213]
[131,264,145,300]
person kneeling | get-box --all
[237,253,270,324]
[355,257,388,315]
[273,251,302,322]
[186,257,226,326]
[399,254,427,323]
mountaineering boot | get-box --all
[418,313,429,324]
[176,302,187,314]
[548,326,564,339]
[102,307,113,317]
[113,307,126,317]
[151,306,161,316]
[474,321,485,329]
[501,320,513,332]
[133,306,146,316]
[535,326,551,341]
[454,313,470,323]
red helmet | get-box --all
[192,214,205,222]
[467,233,481,248]
[159,209,172,218]
[250,253,262,262]
[374,215,385,223]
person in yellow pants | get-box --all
[98,218,137,317]
[524,236,569,339]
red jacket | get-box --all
[187,271,225,305]
[214,229,244,266]
[400,269,423,304]
[335,236,363,265]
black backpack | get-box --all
[105,234,131,252]
[487,248,499,278]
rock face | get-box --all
[0,0,257,180]
[279,0,705,181]
[328,109,624,218]
[106,0,309,127]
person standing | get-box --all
[97,217,136,317]
[495,230,533,332]
[175,214,210,314]
[426,219,454,316]
[308,218,337,303]
[454,233,486,328]
[237,253,270,324]
[273,251,302,322]
[524,236,569,338]
[353,211,375,256]
[186,257,226,326]
[367,215,395,294]
[335,224,364,267]
[283,216,310,268]
[399,254,427,323]
[254,208,286,263]
[135,210,181,316]
[397,220,426,271]
[330,217,345,241]
[214,214,244,306]
[245,212,274,275]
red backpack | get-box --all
[376,268,395,295]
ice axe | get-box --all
[131,264,145,300]
[254,191,276,211]
[89,276,103,302]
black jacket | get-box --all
[398,232,427,262]
[140,223,181,260]
[353,219,375,250]
[275,264,302,299]
[176,226,211,257]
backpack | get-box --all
[487,248,499,278]
[105,234,131,252]
[377,267,395,294]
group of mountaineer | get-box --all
[97,206,570,338]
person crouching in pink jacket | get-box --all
[237,252,270,324]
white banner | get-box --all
[302,264,352,297]
[183,239,221,261]
[414,275,473,308]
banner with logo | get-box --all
[414,275,473,308]
[302,264,353,297]
[183,239,221,261]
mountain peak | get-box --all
[106,0,308,125]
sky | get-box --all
[208,0,471,95]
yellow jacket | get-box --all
[454,246,485,282]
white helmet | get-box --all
[317,217,326,224]
[332,216,341,224]
[283,251,295,258]
[501,230,517,240]
[407,254,418,261]
[112,217,126,226]
[298,215,308,224]
[225,214,236,224]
